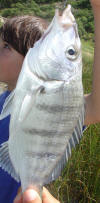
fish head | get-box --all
[30,5,82,82]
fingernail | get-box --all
[23,189,39,202]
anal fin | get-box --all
[0,141,20,182]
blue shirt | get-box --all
[0,91,20,203]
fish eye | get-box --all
[65,46,78,60]
[68,49,75,56]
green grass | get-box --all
[82,40,94,56]
[82,40,94,94]
[46,40,100,203]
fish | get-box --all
[0,4,84,194]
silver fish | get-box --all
[0,5,84,194]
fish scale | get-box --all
[0,4,84,194]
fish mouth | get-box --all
[41,4,76,42]
[56,4,76,29]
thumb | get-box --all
[42,187,60,203]
[23,189,42,203]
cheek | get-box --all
[0,47,24,84]
[9,56,24,80]
[13,59,23,73]
[0,50,14,72]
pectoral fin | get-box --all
[0,90,15,120]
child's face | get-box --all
[0,37,24,90]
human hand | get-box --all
[13,187,60,203]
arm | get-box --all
[84,0,100,125]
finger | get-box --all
[42,187,60,203]
[23,189,42,203]
[13,192,23,203]
[17,187,22,195]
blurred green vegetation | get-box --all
[0,0,94,41]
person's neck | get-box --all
[8,84,15,91]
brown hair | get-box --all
[0,16,49,56]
